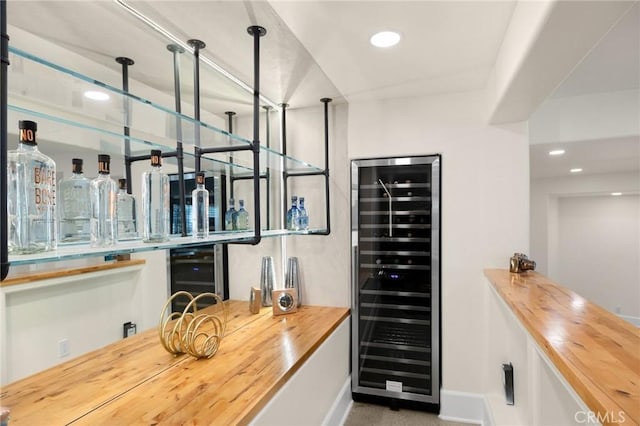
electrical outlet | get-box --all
[58,339,70,358]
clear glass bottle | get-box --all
[57,158,91,243]
[297,197,308,230]
[286,195,300,231]
[90,154,118,247]
[225,198,238,231]
[236,199,249,230]
[7,120,57,253]
[142,150,170,242]
[191,172,209,239]
[117,178,138,240]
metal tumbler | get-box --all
[260,256,275,306]
[285,257,301,307]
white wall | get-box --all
[530,172,640,274]
[227,102,351,308]
[347,90,530,394]
[0,252,169,385]
[557,194,640,317]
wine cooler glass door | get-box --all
[351,155,440,405]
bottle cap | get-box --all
[118,178,127,190]
[72,158,83,174]
[18,120,38,145]
[195,172,205,185]
[98,154,111,174]
[150,150,162,167]
[19,120,37,132]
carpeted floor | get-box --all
[343,401,475,426]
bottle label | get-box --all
[20,128,36,144]
[98,161,110,174]
[34,167,56,207]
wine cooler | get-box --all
[351,155,440,411]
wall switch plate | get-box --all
[503,362,514,405]
[123,322,137,338]
[58,339,70,358]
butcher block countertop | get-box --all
[484,269,640,426]
[0,300,350,425]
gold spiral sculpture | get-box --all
[159,291,228,359]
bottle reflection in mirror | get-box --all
[117,178,138,241]
[225,198,238,230]
[58,158,91,243]
[142,150,170,242]
[8,120,57,254]
[90,154,118,247]
[191,172,209,239]
[297,197,308,230]
[236,199,249,230]
[286,195,299,230]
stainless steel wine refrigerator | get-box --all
[351,155,440,411]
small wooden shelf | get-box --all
[1,259,146,288]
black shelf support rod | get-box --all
[234,25,265,245]
[319,97,332,235]
[263,105,271,230]
[226,111,236,199]
[193,26,265,244]
[189,39,205,174]
[116,56,134,194]
[282,98,332,236]
[167,44,187,237]
[1,0,9,280]
[280,103,289,227]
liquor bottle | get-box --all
[191,172,209,239]
[297,197,308,230]
[142,150,170,242]
[7,120,57,253]
[225,198,238,231]
[58,158,91,243]
[286,196,300,231]
[117,178,138,240]
[90,154,118,247]
[236,199,249,230]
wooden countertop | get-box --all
[485,269,640,426]
[0,300,350,425]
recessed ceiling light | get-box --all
[611,192,622,196]
[370,31,401,48]
[570,168,583,173]
[549,149,565,156]
[84,90,110,101]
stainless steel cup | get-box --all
[260,256,275,306]
[285,257,301,307]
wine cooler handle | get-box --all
[378,179,393,237]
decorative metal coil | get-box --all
[159,291,228,359]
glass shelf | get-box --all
[7,47,323,175]
[7,228,328,266]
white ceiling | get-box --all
[6,0,639,181]
[531,2,640,180]
[270,1,516,101]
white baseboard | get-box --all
[323,377,353,426]
[439,389,489,425]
